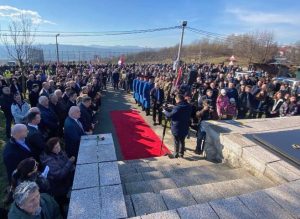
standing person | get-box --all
[0,87,14,138]
[150,82,164,125]
[29,84,40,107]
[8,181,62,219]
[143,76,155,116]
[216,89,230,119]
[138,77,146,108]
[269,91,284,118]
[37,96,59,139]
[194,100,211,155]
[133,75,140,104]
[163,94,192,158]
[64,106,85,158]
[26,111,47,161]
[40,137,75,213]
[79,96,94,133]
[10,78,22,96]
[11,93,30,124]
[112,70,120,90]
[3,124,33,183]
[39,82,50,97]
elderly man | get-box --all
[64,106,86,157]
[3,124,33,183]
[37,96,59,138]
[79,96,94,132]
[8,181,62,218]
[39,81,50,97]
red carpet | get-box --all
[110,110,170,160]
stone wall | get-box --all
[202,116,300,184]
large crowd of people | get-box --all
[0,62,299,218]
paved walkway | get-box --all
[94,86,204,161]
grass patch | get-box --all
[0,111,8,208]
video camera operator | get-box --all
[162,94,192,158]
[194,99,212,155]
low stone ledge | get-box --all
[265,160,300,183]
[99,161,121,186]
[100,184,127,219]
[72,163,99,190]
[241,146,281,175]
[67,187,101,219]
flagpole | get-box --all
[175,21,187,76]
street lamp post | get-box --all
[176,21,187,75]
[55,33,60,67]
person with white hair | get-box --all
[39,81,50,97]
[37,96,59,138]
[3,124,33,183]
[8,181,62,218]
[64,106,86,157]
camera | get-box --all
[162,103,173,112]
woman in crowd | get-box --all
[269,91,284,117]
[216,89,230,119]
[40,137,75,208]
[5,157,50,205]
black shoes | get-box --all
[168,153,184,159]
[194,150,203,155]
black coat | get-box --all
[29,91,39,107]
[0,94,14,118]
[38,104,59,137]
[3,138,33,183]
[164,101,192,137]
[79,103,93,132]
[26,125,47,161]
[64,116,85,157]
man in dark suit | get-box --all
[64,106,86,158]
[112,70,120,90]
[150,82,164,125]
[37,96,59,139]
[29,84,40,107]
[163,94,192,158]
[3,124,33,183]
[79,96,94,132]
[26,111,46,161]
[0,87,14,138]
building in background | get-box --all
[28,47,44,64]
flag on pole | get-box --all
[118,55,125,66]
[175,67,183,87]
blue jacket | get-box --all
[138,80,145,104]
[133,78,138,97]
[134,79,140,101]
[164,101,192,137]
[64,116,85,157]
[143,82,154,109]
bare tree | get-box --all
[1,14,37,68]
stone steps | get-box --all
[118,157,215,176]
[122,165,250,195]
[126,175,276,217]
[128,179,300,219]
